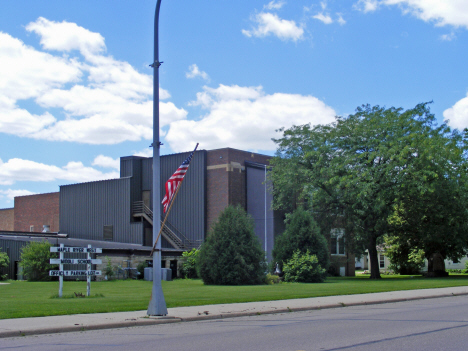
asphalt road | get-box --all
[2,295,468,351]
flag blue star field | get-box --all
[161,144,199,213]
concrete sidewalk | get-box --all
[1,286,468,338]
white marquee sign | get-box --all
[50,244,102,297]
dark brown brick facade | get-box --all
[206,148,271,231]
[0,208,14,231]
[14,192,60,232]
[330,254,356,277]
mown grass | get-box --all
[1,274,468,319]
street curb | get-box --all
[2,291,468,338]
[178,291,468,322]
[0,317,181,339]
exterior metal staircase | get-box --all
[132,201,196,250]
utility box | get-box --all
[161,268,172,281]
[144,267,172,281]
[144,267,153,281]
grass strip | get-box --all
[1,275,468,319]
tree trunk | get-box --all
[368,235,381,279]
[426,252,448,277]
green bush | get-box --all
[19,241,58,281]
[272,208,329,271]
[104,256,115,279]
[283,250,327,283]
[136,260,148,280]
[0,249,9,280]
[197,205,266,285]
[265,273,281,285]
[384,235,425,275]
[180,248,199,279]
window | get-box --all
[29,225,34,232]
[330,229,345,255]
[379,254,385,268]
[103,225,114,241]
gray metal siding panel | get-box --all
[60,178,142,245]
[142,158,153,191]
[160,150,206,246]
[120,159,132,178]
[0,239,28,280]
[246,164,275,262]
[129,158,142,207]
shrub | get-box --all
[180,248,199,279]
[104,256,115,280]
[283,250,327,283]
[464,261,468,274]
[19,241,58,281]
[384,235,425,275]
[447,269,463,274]
[197,205,266,285]
[265,273,281,285]
[0,249,9,280]
[136,260,148,279]
[272,208,329,271]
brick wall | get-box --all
[330,254,356,277]
[206,148,271,231]
[0,208,14,231]
[14,192,60,232]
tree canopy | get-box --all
[270,103,468,278]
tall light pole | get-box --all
[147,0,168,316]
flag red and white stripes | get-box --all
[161,144,198,213]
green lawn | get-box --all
[1,275,468,319]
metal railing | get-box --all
[132,201,197,250]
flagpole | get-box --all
[147,0,167,316]
[150,182,183,256]
[150,143,199,256]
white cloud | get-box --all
[0,18,187,145]
[354,0,380,13]
[264,1,286,10]
[444,94,468,130]
[186,64,210,81]
[25,17,105,57]
[242,12,304,42]
[440,32,456,41]
[337,13,347,25]
[313,13,334,24]
[166,84,336,152]
[0,189,35,201]
[133,148,154,158]
[0,32,82,102]
[92,155,120,170]
[355,0,468,29]
[0,157,119,186]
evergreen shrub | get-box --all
[272,208,329,270]
[197,205,266,285]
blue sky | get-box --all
[0,0,467,209]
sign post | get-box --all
[50,245,102,297]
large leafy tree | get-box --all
[270,103,468,279]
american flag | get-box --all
[161,144,198,213]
